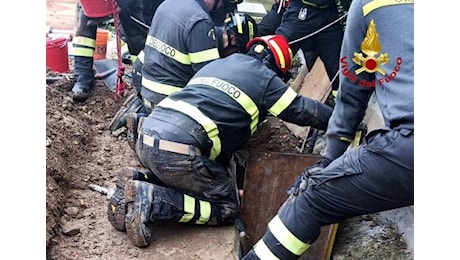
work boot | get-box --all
[108,93,144,132]
[127,112,145,150]
[107,167,138,232]
[107,167,164,232]
[72,56,94,102]
[124,180,156,248]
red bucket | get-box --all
[46,38,69,73]
[79,0,113,18]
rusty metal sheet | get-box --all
[240,150,338,260]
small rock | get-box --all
[80,199,89,208]
[96,124,106,131]
[62,226,81,236]
[105,98,115,106]
[129,249,139,257]
[112,127,127,137]
[64,206,80,216]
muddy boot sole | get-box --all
[107,173,129,232]
[107,167,143,232]
[124,180,154,248]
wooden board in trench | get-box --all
[241,151,338,260]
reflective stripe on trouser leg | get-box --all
[153,188,238,226]
[179,194,211,224]
[252,197,318,260]
[252,216,311,259]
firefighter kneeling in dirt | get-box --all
[106,35,333,248]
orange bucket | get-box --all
[46,38,69,73]
[94,29,109,60]
[79,0,113,18]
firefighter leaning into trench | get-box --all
[242,0,414,259]
[108,0,252,141]
[106,35,333,248]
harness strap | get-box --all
[141,134,202,156]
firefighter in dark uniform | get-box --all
[108,0,257,143]
[111,35,333,248]
[71,0,160,102]
[106,1,258,233]
[242,0,414,259]
[129,0,239,102]
[258,0,289,36]
[275,0,344,97]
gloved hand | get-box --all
[286,158,330,196]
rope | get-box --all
[288,12,348,45]
[111,0,126,101]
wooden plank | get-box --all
[46,0,77,31]
[241,151,338,259]
[47,0,77,4]
[290,65,309,92]
[284,58,332,139]
[46,14,77,31]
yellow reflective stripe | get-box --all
[196,200,211,224]
[142,76,183,96]
[338,136,353,143]
[71,47,94,57]
[268,39,286,70]
[363,0,413,16]
[179,194,195,223]
[253,240,280,260]
[73,36,96,48]
[268,215,310,255]
[188,77,259,134]
[268,88,297,116]
[248,21,255,40]
[189,48,220,64]
[130,55,138,64]
[137,50,145,64]
[157,98,221,160]
[235,13,243,34]
[145,35,191,64]
[332,90,338,98]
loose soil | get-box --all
[46,61,411,259]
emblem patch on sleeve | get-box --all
[352,19,388,75]
[298,8,307,20]
[340,19,405,88]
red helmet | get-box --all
[246,35,293,74]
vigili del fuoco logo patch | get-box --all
[341,19,403,88]
[353,19,388,75]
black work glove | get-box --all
[286,158,330,196]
